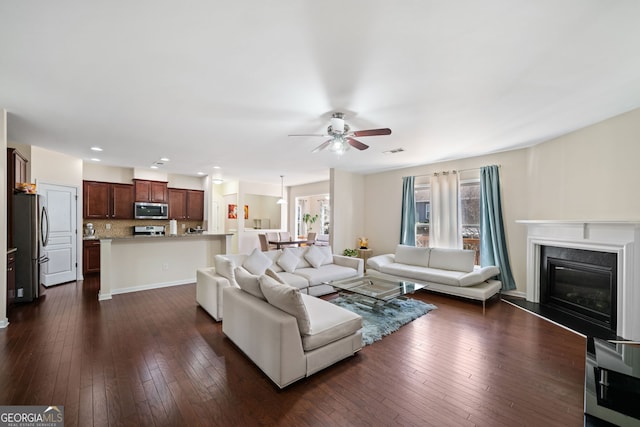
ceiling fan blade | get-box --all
[288,133,327,137]
[346,137,369,150]
[352,128,392,137]
[312,140,332,153]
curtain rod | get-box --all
[401,164,501,179]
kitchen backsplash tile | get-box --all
[83,219,205,238]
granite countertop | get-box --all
[91,232,232,241]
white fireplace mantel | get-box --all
[517,220,640,341]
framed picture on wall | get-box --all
[228,204,237,219]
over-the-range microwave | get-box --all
[134,202,169,219]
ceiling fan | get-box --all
[289,112,392,154]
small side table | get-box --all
[357,248,373,272]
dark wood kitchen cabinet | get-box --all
[83,240,100,274]
[7,251,16,307]
[134,179,168,203]
[168,188,187,219]
[168,188,204,220]
[83,181,134,219]
[186,190,204,220]
[7,148,29,247]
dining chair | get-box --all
[258,234,269,251]
[265,232,279,242]
[307,232,317,244]
[279,231,292,241]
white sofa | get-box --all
[367,245,502,312]
[222,272,363,388]
[196,245,363,321]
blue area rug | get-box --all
[330,296,437,346]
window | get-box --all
[415,185,430,248]
[413,180,481,263]
[460,180,480,264]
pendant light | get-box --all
[277,175,287,205]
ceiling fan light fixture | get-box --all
[277,175,287,205]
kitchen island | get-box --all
[98,233,232,301]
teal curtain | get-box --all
[480,165,516,290]
[400,176,416,245]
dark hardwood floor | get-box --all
[0,277,586,426]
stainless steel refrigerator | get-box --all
[12,193,50,302]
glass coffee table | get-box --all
[329,273,425,307]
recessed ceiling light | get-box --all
[213,166,221,169]
[90,147,103,152]
[90,158,101,162]
[197,172,205,175]
[212,178,224,185]
[150,165,159,169]
[160,157,170,162]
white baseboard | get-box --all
[98,291,112,301]
[110,278,195,296]
[501,289,526,298]
[0,317,9,328]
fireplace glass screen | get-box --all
[540,246,617,330]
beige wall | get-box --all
[362,107,640,295]
[525,108,640,219]
[331,169,365,254]
[31,146,83,187]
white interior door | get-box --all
[39,183,78,286]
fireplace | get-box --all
[540,246,617,332]
[518,220,640,341]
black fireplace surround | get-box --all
[540,246,617,332]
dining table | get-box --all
[268,239,310,249]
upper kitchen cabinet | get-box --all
[186,190,204,221]
[134,179,168,203]
[168,188,187,220]
[7,148,28,191]
[168,188,204,220]
[83,181,134,219]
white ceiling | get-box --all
[2,1,640,186]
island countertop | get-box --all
[91,232,233,241]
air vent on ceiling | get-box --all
[383,148,405,154]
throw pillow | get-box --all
[277,248,300,273]
[318,246,333,265]
[394,244,430,267]
[304,245,325,269]
[214,255,236,283]
[242,248,273,275]
[234,267,265,300]
[259,274,310,334]
[265,268,287,284]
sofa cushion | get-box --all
[380,263,467,287]
[277,248,300,273]
[275,272,309,291]
[300,293,362,351]
[429,248,475,272]
[242,248,273,275]
[265,268,287,284]
[394,245,430,267]
[263,250,283,272]
[259,274,311,334]
[294,264,360,286]
[304,245,326,268]
[234,267,265,300]
[214,255,238,286]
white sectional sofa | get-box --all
[367,245,502,312]
[222,272,363,388]
[196,245,363,321]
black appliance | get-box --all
[12,193,50,302]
